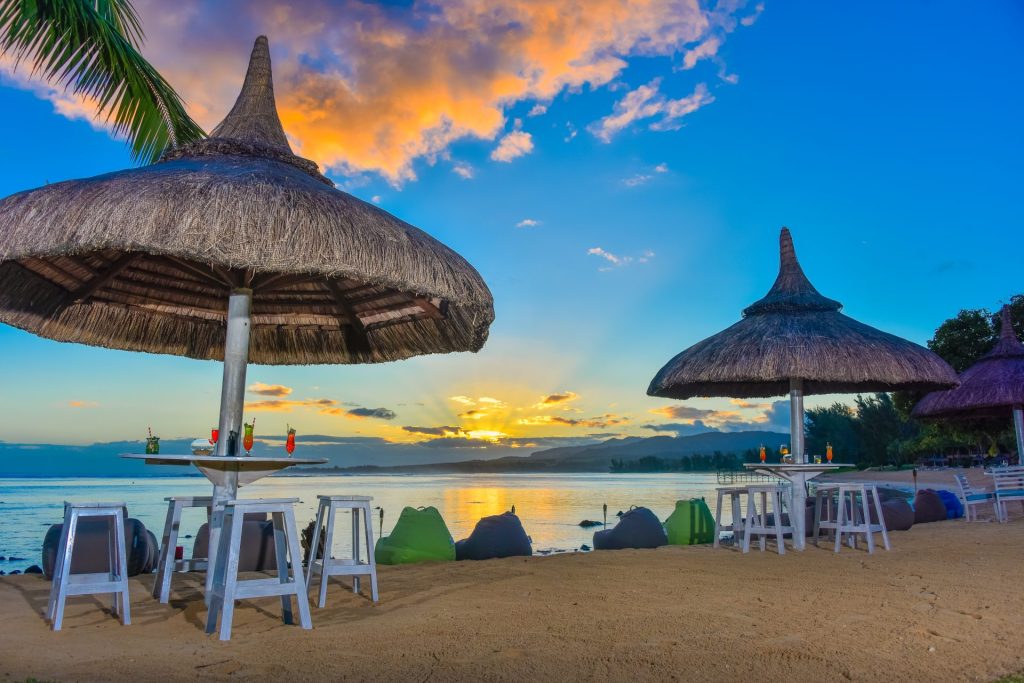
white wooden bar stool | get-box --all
[306,495,379,607]
[205,498,311,641]
[713,486,748,548]
[832,484,890,553]
[742,485,792,555]
[811,484,842,546]
[153,495,213,603]
[47,502,131,631]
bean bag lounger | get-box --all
[664,499,715,545]
[913,489,948,524]
[42,517,158,579]
[375,506,456,565]
[456,512,533,560]
[870,498,915,531]
[193,519,278,572]
[594,507,667,550]
[936,490,964,519]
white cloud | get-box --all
[742,3,765,26]
[516,218,541,228]
[682,36,721,70]
[491,130,534,162]
[589,80,715,142]
[587,246,654,271]
[623,174,653,187]
[655,163,669,173]
[371,195,382,203]
[528,103,548,117]
[452,162,474,179]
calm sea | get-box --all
[0,473,723,571]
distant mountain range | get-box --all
[298,430,788,474]
[0,430,787,477]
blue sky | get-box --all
[0,1,1020,450]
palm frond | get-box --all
[0,0,205,163]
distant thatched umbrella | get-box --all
[648,227,957,463]
[0,36,493,464]
[913,306,1024,460]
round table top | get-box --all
[743,462,852,472]
[121,453,326,465]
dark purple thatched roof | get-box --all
[647,228,958,399]
[912,306,1024,419]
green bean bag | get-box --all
[664,498,716,545]
[374,506,455,565]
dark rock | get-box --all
[25,565,42,574]
[578,520,603,528]
[7,556,24,561]
[0,570,5,575]
[0,555,5,560]
[10,570,20,575]
[184,534,193,539]
[579,544,591,551]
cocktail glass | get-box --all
[243,422,254,456]
[286,427,296,456]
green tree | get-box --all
[806,402,860,461]
[0,0,204,163]
[855,393,917,466]
[927,308,996,373]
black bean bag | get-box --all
[870,498,914,531]
[455,512,532,560]
[913,489,948,524]
[593,507,667,550]
[42,517,158,579]
[193,520,277,572]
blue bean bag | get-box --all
[456,512,532,560]
[593,507,667,550]
[936,490,964,519]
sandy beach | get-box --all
[2,509,1022,683]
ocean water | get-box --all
[0,473,724,571]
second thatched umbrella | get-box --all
[648,227,957,463]
[913,306,1024,462]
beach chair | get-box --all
[953,474,996,522]
[991,470,1024,523]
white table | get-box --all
[743,462,852,550]
[121,453,326,597]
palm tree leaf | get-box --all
[0,0,205,163]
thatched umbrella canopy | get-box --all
[648,227,957,462]
[0,36,494,466]
[913,306,1024,459]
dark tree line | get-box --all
[806,295,1023,467]
[610,451,753,473]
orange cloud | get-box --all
[248,382,293,398]
[534,391,579,409]
[518,413,627,428]
[68,400,99,409]
[246,398,337,412]
[1,1,757,183]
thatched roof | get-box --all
[912,306,1024,420]
[647,228,958,399]
[0,37,493,365]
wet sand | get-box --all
[1,512,1023,682]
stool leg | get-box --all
[154,501,181,602]
[773,491,786,556]
[49,507,76,630]
[205,504,225,604]
[107,514,119,617]
[860,489,875,554]
[871,489,891,550]
[318,502,336,609]
[113,509,131,626]
[713,492,724,549]
[305,500,325,594]
[834,491,846,553]
[759,492,767,552]
[351,507,361,595]
[742,496,754,554]
[361,503,379,603]
[283,507,312,630]
[271,511,294,625]
[731,494,743,548]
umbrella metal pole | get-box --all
[1014,406,1024,466]
[207,288,253,600]
[790,378,807,550]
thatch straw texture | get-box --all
[0,37,493,365]
[912,306,1024,419]
[647,228,958,399]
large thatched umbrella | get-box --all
[913,306,1024,461]
[648,227,957,463]
[0,37,493,471]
